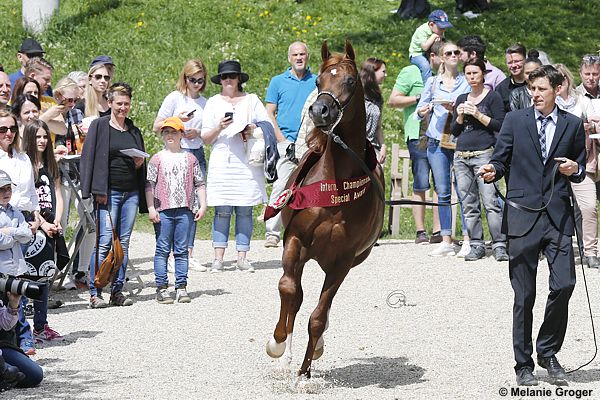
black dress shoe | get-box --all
[516,367,538,386]
[537,355,567,380]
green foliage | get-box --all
[1,0,598,239]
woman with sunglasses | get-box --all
[153,59,208,272]
[80,82,147,308]
[416,41,470,257]
[0,110,41,356]
[201,60,271,273]
[75,56,115,118]
[451,58,507,261]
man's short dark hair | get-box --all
[528,65,564,89]
[506,43,527,58]
[457,35,486,59]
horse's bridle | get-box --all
[316,61,358,134]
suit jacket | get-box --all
[80,115,148,213]
[489,107,586,237]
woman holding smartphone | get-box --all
[153,59,208,271]
[201,60,272,273]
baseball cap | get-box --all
[0,170,14,187]
[19,38,45,55]
[428,10,453,29]
[89,55,115,69]
[161,117,185,132]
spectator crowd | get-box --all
[1,7,600,391]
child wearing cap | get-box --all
[408,9,453,83]
[145,117,207,304]
[0,170,33,277]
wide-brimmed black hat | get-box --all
[210,60,249,84]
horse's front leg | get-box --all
[298,265,350,378]
[266,237,305,370]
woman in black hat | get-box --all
[201,60,272,273]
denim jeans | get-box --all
[407,138,432,192]
[88,190,139,297]
[17,281,49,346]
[1,347,44,387]
[410,55,432,84]
[454,151,506,249]
[212,205,253,251]
[182,147,206,249]
[427,138,454,236]
[153,208,193,288]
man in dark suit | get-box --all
[478,65,586,386]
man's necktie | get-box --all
[538,116,551,162]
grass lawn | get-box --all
[2,0,598,240]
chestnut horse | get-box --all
[265,41,385,378]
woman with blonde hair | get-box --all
[75,56,115,118]
[153,59,208,271]
[416,41,471,257]
[554,63,600,268]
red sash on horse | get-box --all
[264,140,378,220]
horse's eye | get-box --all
[345,77,355,86]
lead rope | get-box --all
[565,181,597,374]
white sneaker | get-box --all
[189,257,207,272]
[237,258,255,272]
[62,275,77,290]
[167,257,175,273]
[456,241,471,258]
[210,259,223,273]
[428,241,456,257]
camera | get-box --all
[224,112,234,120]
[0,273,42,301]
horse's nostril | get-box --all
[321,105,329,117]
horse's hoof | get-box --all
[312,345,324,360]
[313,336,324,359]
[266,337,285,358]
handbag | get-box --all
[439,109,456,150]
[243,94,266,166]
[94,211,124,288]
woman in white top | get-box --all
[0,110,40,229]
[154,59,208,271]
[201,60,271,273]
[555,63,600,268]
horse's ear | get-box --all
[344,40,355,61]
[321,41,331,62]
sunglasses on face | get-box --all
[444,50,461,57]
[220,73,238,80]
[187,77,205,85]
[0,126,18,134]
[91,74,111,81]
[60,97,76,104]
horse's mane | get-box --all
[307,53,356,154]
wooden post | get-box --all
[22,0,59,34]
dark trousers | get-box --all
[508,212,576,371]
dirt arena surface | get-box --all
[10,232,600,399]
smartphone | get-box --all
[224,112,234,120]
[187,110,195,118]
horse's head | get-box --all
[309,41,360,131]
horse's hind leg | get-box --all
[266,237,305,369]
[298,266,350,378]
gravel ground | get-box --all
[9,232,600,400]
